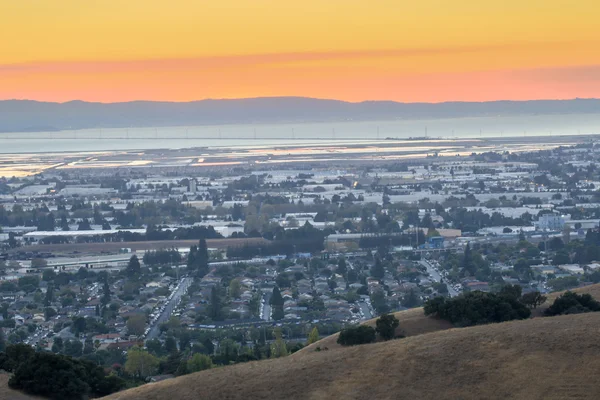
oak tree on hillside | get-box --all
[520,291,547,309]
[375,313,400,341]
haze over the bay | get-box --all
[1,97,600,133]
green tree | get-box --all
[547,276,579,291]
[42,269,56,282]
[126,255,141,277]
[375,313,400,340]
[7,350,124,399]
[51,337,64,354]
[208,287,223,320]
[402,288,421,308]
[545,291,600,316]
[370,257,385,279]
[187,353,213,372]
[63,339,83,357]
[270,328,288,358]
[76,218,91,231]
[44,284,54,307]
[44,307,57,321]
[229,278,242,299]
[145,339,165,357]
[337,325,376,346]
[307,326,320,344]
[189,239,210,277]
[101,275,111,306]
[165,336,178,354]
[370,289,389,314]
[520,291,547,309]
[127,314,146,337]
[462,242,476,276]
[337,258,347,275]
[124,346,159,378]
[424,291,531,326]
[71,317,86,336]
[0,327,5,352]
[270,286,285,320]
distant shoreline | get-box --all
[0,133,593,178]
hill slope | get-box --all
[103,312,600,400]
[300,282,600,353]
[298,307,452,354]
[2,97,600,132]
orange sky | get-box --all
[1,0,600,103]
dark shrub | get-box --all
[2,344,124,400]
[9,352,90,400]
[424,291,531,326]
[544,291,600,316]
[375,314,400,340]
[337,325,376,346]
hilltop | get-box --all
[102,312,600,400]
[1,97,600,132]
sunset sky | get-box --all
[1,0,599,103]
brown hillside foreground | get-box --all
[103,312,600,400]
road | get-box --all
[261,291,272,322]
[358,301,373,320]
[419,260,460,297]
[146,276,191,340]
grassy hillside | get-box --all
[300,282,600,353]
[297,307,452,354]
[7,284,600,400]
[103,312,600,400]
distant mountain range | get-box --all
[1,97,599,133]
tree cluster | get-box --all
[544,291,600,316]
[424,287,531,327]
[0,344,124,400]
[337,325,376,346]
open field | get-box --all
[102,311,600,400]
[6,237,270,256]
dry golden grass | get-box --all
[103,312,600,400]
